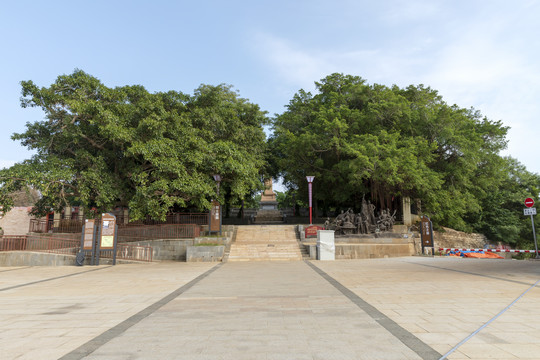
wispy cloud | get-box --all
[252,33,380,90]
[251,0,540,174]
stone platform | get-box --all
[301,227,414,259]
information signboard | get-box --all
[83,219,95,250]
[420,215,434,256]
[524,208,537,216]
[100,213,116,249]
[305,225,324,238]
[421,216,434,247]
[209,200,221,233]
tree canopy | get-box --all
[0,70,268,221]
[1,70,539,247]
[270,73,540,244]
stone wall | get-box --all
[410,227,488,254]
[0,251,140,266]
[186,245,225,262]
[127,235,231,261]
[0,207,34,235]
[435,227,488,249]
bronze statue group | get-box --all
[324,197,396,235]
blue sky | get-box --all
[1,0,539,181]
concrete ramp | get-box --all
[227,225,304,261]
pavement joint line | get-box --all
[58,262,223,360]
[0,266,32,273]
[399,259,539,286]
[305,260,442,360]
[0,266,113,292]
[439,278,540,360]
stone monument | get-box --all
[260,178,278,210]
[255,178,283,223]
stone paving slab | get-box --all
[79,261,422,360]
[0,257,539,359]
[0,263,217,360]
[314,257,540,359]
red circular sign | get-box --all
[525,198,535,208]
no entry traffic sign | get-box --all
[525,198,535,208]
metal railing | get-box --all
[0,236,28,251]
[0,235,79,255]
[100,243,153,262]
[117,224,201,242]
[30,213,208,234]
[29,219,84,234]
[0,235,153,262]
[122,213,208,226]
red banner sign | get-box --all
[305,225,324,238]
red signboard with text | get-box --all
[305,225,324,238]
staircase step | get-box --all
[228,225,303,262]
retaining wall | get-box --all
[409,227,488,254]
[186,246,225,262]
[0,252,139,266]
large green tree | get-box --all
[0,70,268,221]
[470,157,540,247]
[270,73,515,233]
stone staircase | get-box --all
[254,209,284,224]
[227,225,305,261]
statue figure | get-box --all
[368,200,377,226]
[355,213,367,234]
[336,210,346,222]
[324,196,397,236]
[361,197,371,228]
[324,217,331,229]
[344,208,354,224]
[377,209,396,232]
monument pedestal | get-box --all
[256,178,283,223]
[317,230,335,260]
[260,201,278,210]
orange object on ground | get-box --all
[463,252,504,259]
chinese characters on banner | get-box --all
[421,215,434,255]
[210,200,221,233]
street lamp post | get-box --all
[306,176,315,225]
[213,174,222,197]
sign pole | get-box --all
[95,223,101,266]
[524,198,538,259]
[530,214,539,259]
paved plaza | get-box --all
[1,257,539,360]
